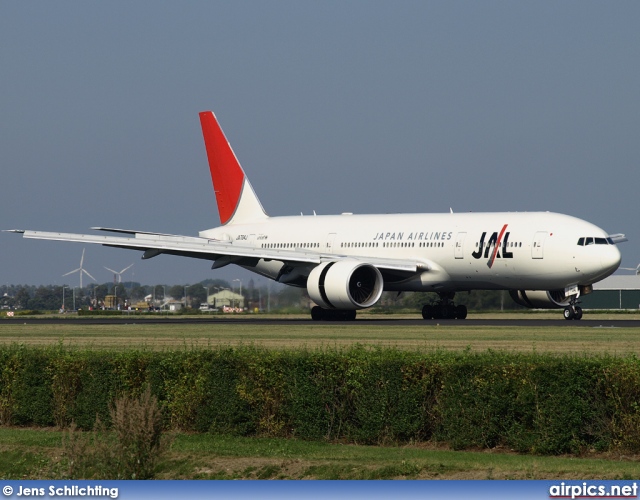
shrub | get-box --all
[63,386,167,479]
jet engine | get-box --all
[508,289,573,309]
[307,260,384,310]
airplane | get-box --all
[6,111,626,321]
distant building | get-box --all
[581,275,640,309]
[207,290,244,309]
[104,295,117,309]
[165,301,184,312]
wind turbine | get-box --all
[105,263,134,284]
[62,248,97,289]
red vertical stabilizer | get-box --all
[199,111,246,225]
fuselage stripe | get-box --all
[487,224,508,269]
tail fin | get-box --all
[199,111,268,225]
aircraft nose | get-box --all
[601,244,622,274]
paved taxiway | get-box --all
[2,317,639,328]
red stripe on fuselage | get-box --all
[199,111,245,225]
[487,224,508,269]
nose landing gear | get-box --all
[563,304,583,320]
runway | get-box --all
[3,316,639,328]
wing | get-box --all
[5,228,424,276]
[608,233,628,244]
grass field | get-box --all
[1,428,639,479]
[1,314,640,354]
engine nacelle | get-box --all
[307,260,384,310]
[508,289,573,309]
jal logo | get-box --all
[471,224,513,268]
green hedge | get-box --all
[1,344,640,455]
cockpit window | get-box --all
[578,236,611,246]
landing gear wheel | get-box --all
[440,304,453,319]
[574,306,583,320]
[421,292,468,321]
[310,307,357,321]
[455,305,468,319]
[311,306,323,321]
[422,305,434,320]
[563,307,575,320]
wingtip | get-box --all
[608,233,628,244]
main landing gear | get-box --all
[421,292,467,320]
[311,306,357,321]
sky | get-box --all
[1,1,639,287]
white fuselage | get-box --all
[200,211,621,293]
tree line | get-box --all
[1,280,522,312]
[0,279,232,311]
